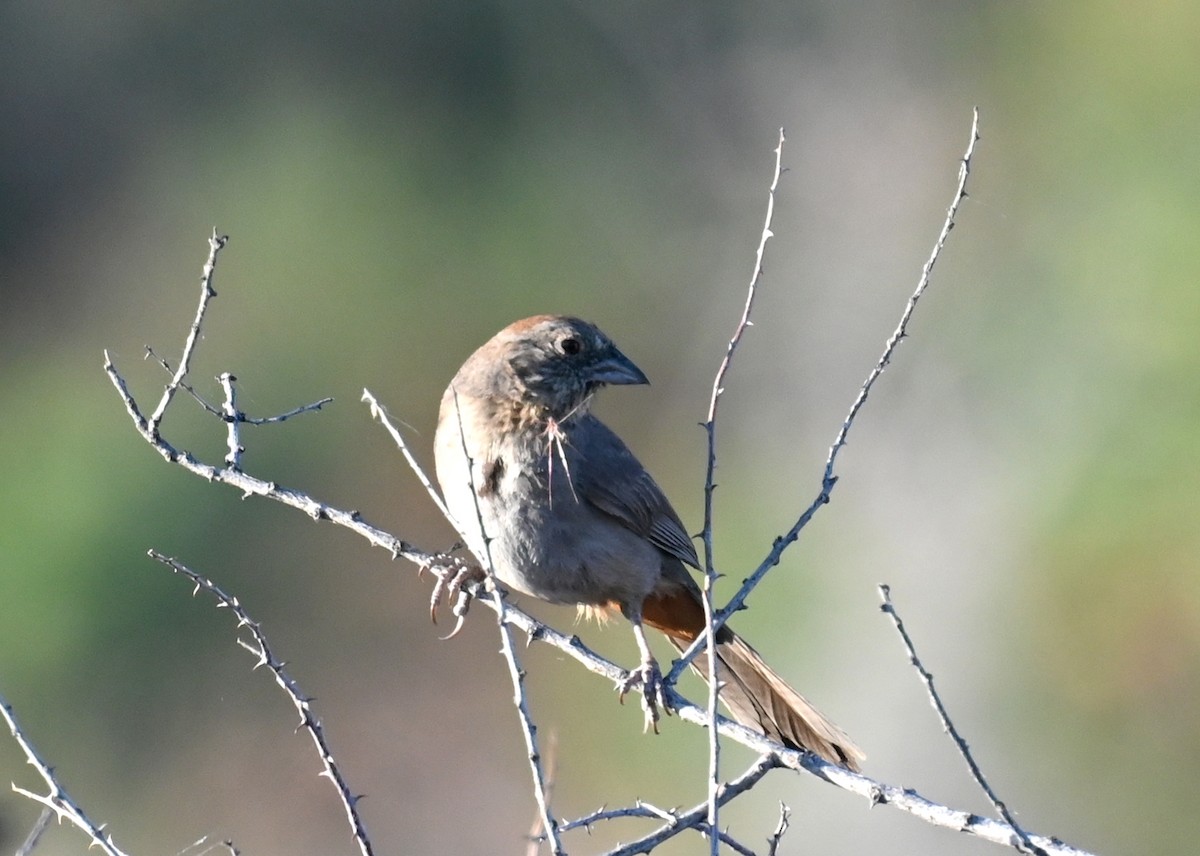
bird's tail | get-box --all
[641,587,864,769]
[704,630,864,770]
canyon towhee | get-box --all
[434,315,863,769]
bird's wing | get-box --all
[573,416,700,569]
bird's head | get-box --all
[484,315,648,418]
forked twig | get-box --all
[148,550,375,856]
[146,346,332,427]
[2,695,131,856]
[148,229,226,434]
[106,346,432,565]
[766,802,791,856]
[671,108,983,676]
[601,755,780,856]
[550,756,776,854]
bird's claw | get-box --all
[618,659,672,734]
[427,556,485,638]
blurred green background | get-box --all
[2,2,1197,854]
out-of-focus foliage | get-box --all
[2,2,1197,853]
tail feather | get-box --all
[640,585,863,769]
[665,630,864,771]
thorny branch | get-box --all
[765,803,791,856]
[445,385,564,855]
[670,107,983,679]
[147,551,375,856]
[695,126,788,852]
[147,229,224,434]
[2,694,131,856]
[879,584,1046,856]
[600,754,781,856]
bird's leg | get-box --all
[618,611,672,733]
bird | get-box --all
[433,314,863,770]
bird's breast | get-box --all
[438,421,661,608]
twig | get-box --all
[241,398,335,425]
[672,107,982,676]
[554,758,774,850]
[602,755,780,856]
[106,349,434,565]
[557,802,662,835]
[177,835,241,856]
[145,346,224,416]
[148,229,226,435]
[15,806,52,856]
[879,584,1045,855]
[362,387,455,525]
[447,387,564,856]
[146,347,333,426]
[147,550,375,856]
[696,126,788,854]
[713,834,756,856]
[219,372,244,468]
[765,803,790,856]
[525,730,559,856]
[215,368,333,429]
[2,694,131,856]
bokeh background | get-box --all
[2,2,1197,854]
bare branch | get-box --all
[695,127,788,850]
[145,346,224,416]
[602,755,780,856]
[154,365,335,476]
[239,398,335,426]
[525,731,559,856]
[672,108,982,673]
[147,550,375,856]
[15,806,52,856]
[2,695,131,856]
[492,591,1094,855]
[219,372,244,469]
[765,803,791,856]
[147,229,226,435]
[557,802,661,836]
[879,584,1045,855]
[444,387,564,856]
[106,349,434,566]
[552,756,777,852]
[363,387,455,526]
[177,835,241,856]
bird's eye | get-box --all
[559,336,582,355]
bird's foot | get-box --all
[618,658,672,734]
[425,555,485,638]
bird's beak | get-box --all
[590,347,650,386]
